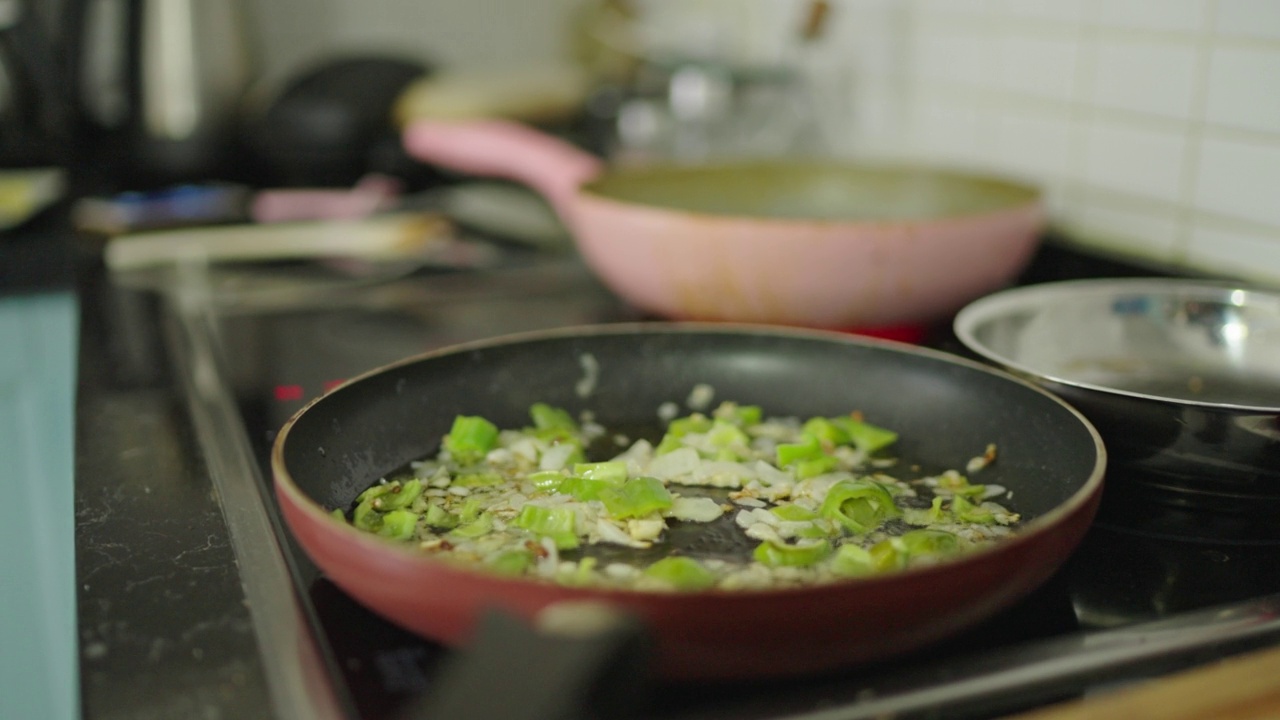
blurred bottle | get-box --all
[70,0,257,187]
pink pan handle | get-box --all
[403,120,604,219]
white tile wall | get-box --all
[818,0,1280,287]
[1204,47,1280,134]
[262,0,1280,286]
[1091,39,1199,120]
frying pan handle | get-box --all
[394,606,651,720]
[403,119,603,221]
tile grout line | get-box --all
[1172,0,1221,266]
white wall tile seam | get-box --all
[1170,0,1222,262]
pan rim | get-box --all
[954,277,1280,414]
[271,321,1107,600]
[574,160,1044,226]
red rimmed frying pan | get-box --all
[272,323,1104,682]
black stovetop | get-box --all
[200,242,1280,720]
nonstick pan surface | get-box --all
[272,323,1105,680]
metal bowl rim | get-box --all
[954,277,1280,413]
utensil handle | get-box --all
[402,119,602,219]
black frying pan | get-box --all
[273,323,1105,688]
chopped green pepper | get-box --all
[573,461,628,484]
[937,471,986,498]
[512,505,579,549]
[832,416,898,453]
[899,528,960,559]
[830,544,876,577]
[753,538,832,567]
[555,475,614,502]
[771,504,818,522]
[443,415,499,465]
[488,550,534,576]
[776,433,822,467]
[655,414,714,454]
[707,420,750,449]
[353,496,380,531]
[423,503,458,530]
[453,472,504,488]
[599,477,673,519]
[951,495,996,524]
[713,403,762,427]
[377,510,418,541]
[449,512,495,539]
[644,556,716,590]
[795,455,839,479]
[820,478,901,534]
[376,479,422,510]
[528,470,568,492]
[802,417,849,447]
[530,403,577,432]
[868,538,908,572]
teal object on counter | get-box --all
[0,292,78,720]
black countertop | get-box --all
[72,234,1278,720]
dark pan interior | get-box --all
[281,326,1100,528]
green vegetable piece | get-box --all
[555,475,614,502]
[770,504,818,522]
[353,497,380,531]
[644,556,716,591]
[530,403,577,431]
[776,433,822,467]
[573,461,628,484]
[513,505,579,549]
[528,470,568,492]
[830,544,876,577]
[900,529,960,559]
[488,550,533,576]
[600,477,673,519]
[549,442,586,467]
[714,447,742,462]
[753,538,832,567]
[377,510,418,541]
[832,416,898,453]
[423,503,457,529]
[927,495,945,523]
[795,455,839,479]
[443,415,499,465]
[869,538,908,572]
[707,420,750,448]
[558,557,598,587]
[802,417,849,447]
[458,497,484,523]
[937,471,986,498]
[668,414,713,437]
[449,513,494,539]
[377,479,423,510]
[355,480,400,504]
[951,495,996,524]
[713,402,763,427]
[330,508,346,523]
[820,478,901,534]
[654,433,685,455]
[454,472,504,488]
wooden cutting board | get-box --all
[1007,643,1280,720]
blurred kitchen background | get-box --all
[247,0,1280,286]
[2,0,1275,284]
[4,2,1280,719]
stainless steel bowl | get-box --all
[954,278,1280,500]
